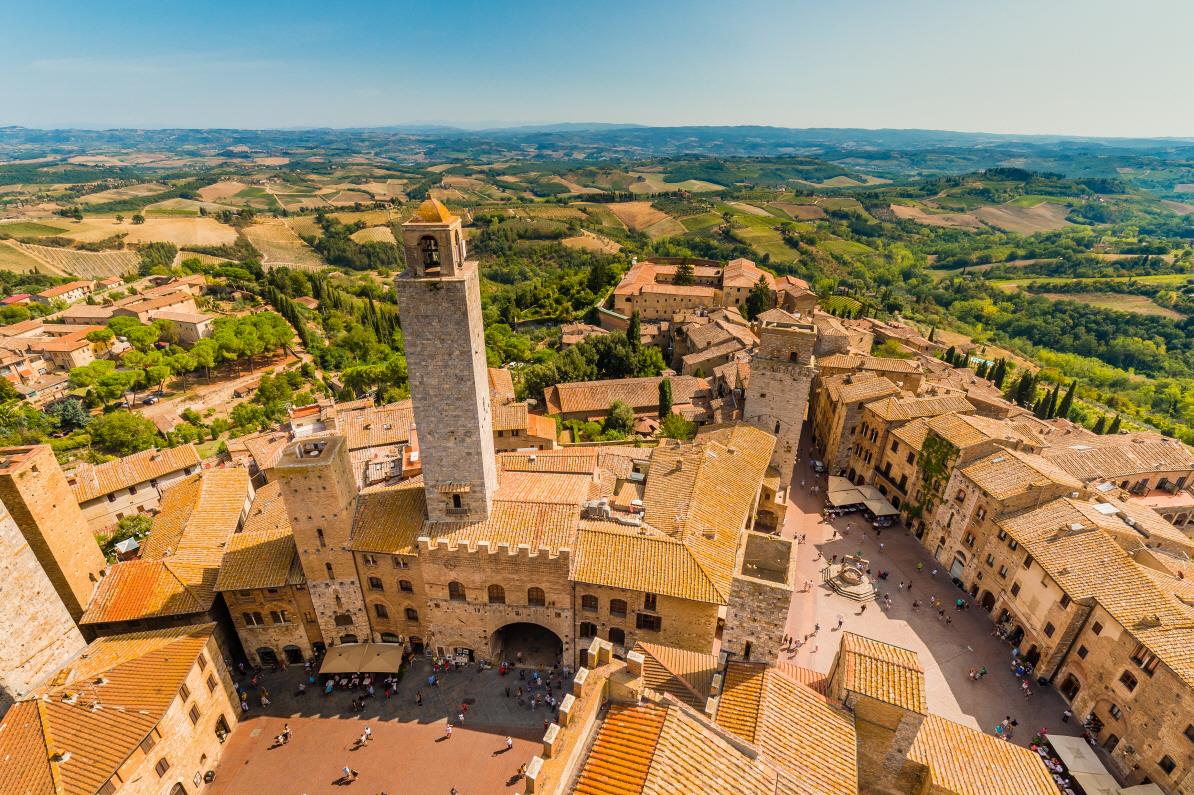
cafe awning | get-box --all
[864,499,899,517]
[826,486,865,506]
[319,642,405,675]
[1046,735,1155,795]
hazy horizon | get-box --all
[3,0,1193,137]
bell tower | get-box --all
[395,200,497,522]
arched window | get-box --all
[380,632,401,644]
[609,627,626,646]
[399,579,414,593]
[333,613,353,627]
[419,235,440,271]
[325,562,334,579]
[405,607,419,621]
[581,594,598,612]
[527,587,546,606]
[488,584,506,604]
[368,576,384,591]
[340,633,358,644]
[579,622,597,638]
[373,603,389,619]
[609,599,627,617]
[448,581,466,602]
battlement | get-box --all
[417,535,572,563]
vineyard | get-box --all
[241,220,327,271]
[7,242,138,278]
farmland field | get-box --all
[770,202,826,220]
[76,182,169,204]
[0,240,48,272]
[971,203,1072,234]
[197,181,251,202]
[349,225,396,244]
[562,231,621,253]
[242,221,326,270]
[8,242,138,278]
[605,201,677,233]
[1037,292,1185,319]
[890,203,984,229]
[0,221,69,237]
[627,172,723,193]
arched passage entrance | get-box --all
[491,622,563,667]
[980,591,996,612]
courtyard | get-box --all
[209,658,555,795]
[777,430,1083,747]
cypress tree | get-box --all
[658,377,673,418]
[1108,415,1122,434]
[1057,380,1076,420]
[627,310,641,353]
[1045,384,1060,419]
[944,346,956,365]
[1093,415,1107,434]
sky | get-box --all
[2,0,1192,137]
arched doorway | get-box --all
[491,622,563,667]
[608,627,626,647]
[1060,673,1082,701]
[950,552,966,580]
[1023,645,1041,666]
[980,591,996,612]
[340,634,358,645]
[256,647,279,667]
[283,645,303,664]
[409,636,425,655]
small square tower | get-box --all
[396,200,497,523]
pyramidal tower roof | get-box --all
[410,198,457,224]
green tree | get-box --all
[191,338,219,381]
[47,398,89,430]
[603,400,635,436]
[131,213,145,225]
[88,411,159,455]
[0,378,19,402]
[1092,415,1107,434]
[1107,415,1122,434]
[98,513,152,560]
[1057,380,1077,420]
[658,377,673,418]
[659,412,696,441]
[673,259,694,286]
[626,310,641,354]
[85,328,115,344]
[230,401,267,431]
[743,275,773,320]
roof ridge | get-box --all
[637,643,713,706]
[34,699,63,795]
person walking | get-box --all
[836,614,844,629]
[445,724,453,739]
[281,723,291,744]
[506,736,514,751]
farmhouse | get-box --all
[67,443,203,533]
[32,279,94,305]
[609,256,776,321]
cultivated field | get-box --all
[727,201,774,217]
[0,240,48,272]
[77,182,169,204]
[242,220,326,270]
[1161,200,1194,215]
[627,172,723,193]
[890,203,984,229]
[197,181,251,202]
[605,201,685,238]
[349,225,396,244]
[771,202,827,220]
[0,220,69,237]
[971,203,1072,234]
[1037,292,1185,319]
[562,231,621,253]
[8,242,137,278]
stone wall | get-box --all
[744,357,814,488]
[0,502,85,714]
[574,583,720,663]
[395,261,497,523]
[353,551,427,647]
[0,445,106,618]
[722,576,792,663]
[223,586,322,666]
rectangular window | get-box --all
[1044,622,1055,638]
[1159,756,1176,775]
[206,674,217,693]
[139,734,156,753]
[890,440,899,453]
[985,554,995,566]
[1077,645,1088,659]
[97,782,117,795]
[1060,594,1071,609]
[997,529,1008,541]
[1008,539,1018,551]
[188,704,201,725]
[154,758,170,777]
[1118,670,1138,691]
[393,556,409,569]
[636,613,662,632]
[270,610,290,624]
[999,565,1009,579]
[243,612,265,627]
[1108,704,1122,720]
[1130,644,1160,676]
[1184,724,1194,743]
[643,593,658,612]
[1023,554,1033,569]
[964,533,976,547]
[178,682,191,701]
[362,554,378,566]
[906,452,915,465]
[197,653,207,671]
[374,604,389,619]
[1092,621,1103,636]
[1010,582,1020,596]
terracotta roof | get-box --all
[722,258,774,289]
[996,498,1194,686]
[69,444,201,503]
[716,662,858,795]
[835,632,926,713]
[908,714,1057,795]
[82,469,251,624]
[410,198,456,223]
[37,280,93,299]
[817,353,922,374]
[864,393,974,422]
[238,430,291,472]
[1043,434,1194,482]
[148,310,213,324]
[351,480,427,555]
[501,448,600,474]
[890,417,930,451]
[492,401,531,432]
[961,448,1083,501]
[424,499,581,555]
[633,642,718,711]
[545,375,709,416]
[571,529,722,603]
[925,412,1044,451]
[336,401,414,450]
[215,482,302,591]
[822,372,901,405]
[0,625,215,795]
[487,367,516,403]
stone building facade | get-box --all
[274,437,373,646]
[721,532,796,662]
[0,444,106,619]
[394,198,497,524]
[742,310,816,488]
[221,583,322,666]
[0,499,85,714]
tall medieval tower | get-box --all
[274,436,366,648]
[743,310,817,489]
[394,200,497,522]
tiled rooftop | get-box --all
[69,443,201,503]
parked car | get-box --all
[142,395,159,405]
[811,459,827,474]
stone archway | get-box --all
[490,622,563,667]
[980,591,996,612]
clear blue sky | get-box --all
[2,0,1191,137]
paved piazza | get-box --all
[210,659,550,794]
[779,431,1083,747]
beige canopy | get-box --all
[319,642,405,675]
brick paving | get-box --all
[775,427,1083,747]
[210,659,562,794]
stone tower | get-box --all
[395,199,497,523]
[0,498,86,714]
[0,445,106,620]
[743,310,817,489]
[274,436,368,647]
[721,531,795,662]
